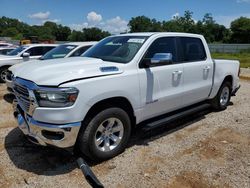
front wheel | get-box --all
[0,67,8,83]
[211,82,232,110]
[77,107,131,161]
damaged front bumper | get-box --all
[13,101,81,148]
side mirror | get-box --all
[151,53,173,65]
[22,52,30,61]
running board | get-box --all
[143,103,211,130]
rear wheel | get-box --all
[77,107,131,161]
[211,81,232,110]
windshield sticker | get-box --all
[66,46,75,49]
[52,54,66,58]
[127,38,145,44]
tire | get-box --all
[211,81,232,110]
[77,107,131,162]
[0,67,8,83]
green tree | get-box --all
[162,20,183,32]
[0,16,29,37]
[43,22,71,41]
[178,11,196,33]
[128,16,153,32]
[82,28,110,41]
[43,21,58,36]
[55,25,71,41]
[13,33,23,40]
[202,13,215,25]
[1,27,19,37]
[67,30,85,41]
[230,17,250,43]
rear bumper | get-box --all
[14,103,81,148]
[232,85,241,96]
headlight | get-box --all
[34,87,79,108]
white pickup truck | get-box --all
[11,33,240,161]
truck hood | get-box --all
[11,57,124,86]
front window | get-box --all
[41,45,77,60]
[83,36,148,63]
[8,46,28,56]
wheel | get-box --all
[211,81,232,110]
[77,107,131,161]
[0,67,8,83]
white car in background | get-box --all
[0,42,17,48]
[40,42,97,60]
[0,47,17,55]
[0,44,57,82]
[5,42,97,91]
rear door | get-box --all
[25,46,44,60]
[138,37,184,120]
[178,37,213,106]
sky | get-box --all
[1,0,250,34]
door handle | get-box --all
[172,70,183,75]
[204,66,211,70]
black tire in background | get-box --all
[211,81,232,110]
[77,107,131,162]
[0,67,8,83]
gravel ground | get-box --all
[241,68,250,79]
[0,81,249,188]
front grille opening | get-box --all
[41,130,64,140]
[14,84,29,97]
[13,83,31,113]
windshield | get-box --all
[41,45,77,60]
[8,46,27,56]
[83,36,148,63]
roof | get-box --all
[23,43,58,47]
[117,32,156,37]
[64,41,98,46]
[0,42,13,45]
[116,32,204,38]
[0,47,16,50]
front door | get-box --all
[138,37,184,120]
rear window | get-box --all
[179,37,206,62]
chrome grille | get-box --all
[13,83,30,113]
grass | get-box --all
[211,53,250,68]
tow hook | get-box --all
[77,157,104,188]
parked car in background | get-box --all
[0,42,17,48]
[5,42,97,91]
[0,47,16,55]
[0,44,57,82]
[11,33,240,161]
[40,42,97,60]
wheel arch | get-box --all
[82,96,136,129]
[0,65,11,71]
[222,75,233,89]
